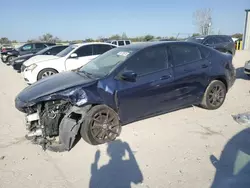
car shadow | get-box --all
[89,139,143,188]
[236,67,250,80]
[210,128,250,188]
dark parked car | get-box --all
[0,44,14,53]
[15,41,236,152]
[11,45,69,72]
[186,35,235,55]
[1,42,56,63]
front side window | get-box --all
[79,47,136,77]
[22,44,33,51]
[170,44,201,66]
[93,44,113,55]
[49,46,68,55]
[204,38,215,45]
[112,41,117,45]
[56,45,77,57]
[74,45,93,57]
[123,46,168,76]
[36,46,50,55]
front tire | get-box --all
[80,105,121,145]
[37,68,58,80]
[200,80,227,110]
[6,55,16,63]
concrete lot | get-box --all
[0,51,250,188]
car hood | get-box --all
[17,71,97,103]
[24,55,60,66]
[13,54,34,61]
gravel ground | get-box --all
[0,51,250,188]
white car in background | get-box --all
[22,42,117,84]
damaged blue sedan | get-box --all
[15,41,236,152]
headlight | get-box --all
[39,88,88,106]
[7,52,13,55]
[26,64,37,71]
[15,59,25,63]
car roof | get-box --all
[72,42,117,47]
[118,41,199,50]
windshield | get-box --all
[78,47,136,77]
[36,46,51,55]
[186,37,204,43]
[56,45,77,57]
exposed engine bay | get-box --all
[25,100,91,152]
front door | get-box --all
[65,45,94,71]
[115,45,176,123]
[169,43,211,108]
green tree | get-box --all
[121,32,128,39]
[39,33,60,43]
[144,35,154,41]
[192,33,201,37]
[231,33,243,39]
[109,34,121,40]
[85,38,94,42]
[0,37,10,44]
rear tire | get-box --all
[80,105,121,145]
[200,80,227,110]
[37,68,58,80]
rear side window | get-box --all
[74,45,93,57]
[123,46,168,75]
[93,44,113,55]
[170,44,201,66]
[118,41,125,46]
[35,43,46,49]
[125,41,131,45]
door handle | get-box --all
[160,75,172,80]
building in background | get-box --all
[243,9,250,50]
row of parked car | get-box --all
[0,35,238,152]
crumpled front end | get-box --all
[15,87,94,152]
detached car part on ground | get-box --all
[244,60,250,77]
[15,41,236,152]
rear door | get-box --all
[65,45,93,70]
[169,43,211,107]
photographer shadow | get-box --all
[89,140,143,188]
[210,128,250,188]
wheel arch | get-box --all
[213,77,228,92]
[37,67,59,80]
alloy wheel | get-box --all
[90,109,121,144]
[208,85,226,107]
[42,71,55,78]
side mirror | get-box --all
[46,51,51,55]
[120,70,137,82]
[70,53,78,58]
